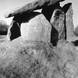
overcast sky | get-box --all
[0,0,33,25]
[0,0,78,27]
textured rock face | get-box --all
[1,0,78,78]
[0,37,77,78]
[63,3,74,41]
[6,0,64,18]
[74,26,78,36]
[50,9,65,46]
[21,14,51,42]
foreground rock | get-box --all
[42,2,61,21]
[50,9,65,46]
[0,37,78,78]
[6,0,64,18]
[21,13,51,42]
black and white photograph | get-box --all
[0,0,78,78]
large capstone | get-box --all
[5,0,65,18]
[21,13,51,42]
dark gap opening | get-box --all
[42,2,62,21]
[62,3,72,13]
[72,40,78,46]
[50,26,58,46]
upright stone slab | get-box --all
[21,13,52,43]
[63,3,74,41]
[74,26,78,36]
[50,9,65,46]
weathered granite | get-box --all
[0,38,58,78]
[5,0,65,18]
[50,9,65,46]
[21,13,51,43]
[0,37,77,78]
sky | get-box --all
[0,0,34,25]
[0,0,78,28]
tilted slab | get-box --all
[6,0,64,18]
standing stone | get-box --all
[21,13,52,43]
[63,3,74,41]
[50,9,65,46]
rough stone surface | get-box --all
[0,38,57,78]
[50,9,65,46]
[55,40,78,78]
[21,13,51,43]
[1,1,78,78]
[63,3,75,41]
[6,0,64,17]
[0,37,77,78]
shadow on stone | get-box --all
[10,12,41,40]
[42,2,61,21]
[62,3,72,13]
[13,12,41,23]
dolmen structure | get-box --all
[6,0,77,45]
[6,0,65,45]
[1,0,78,78]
